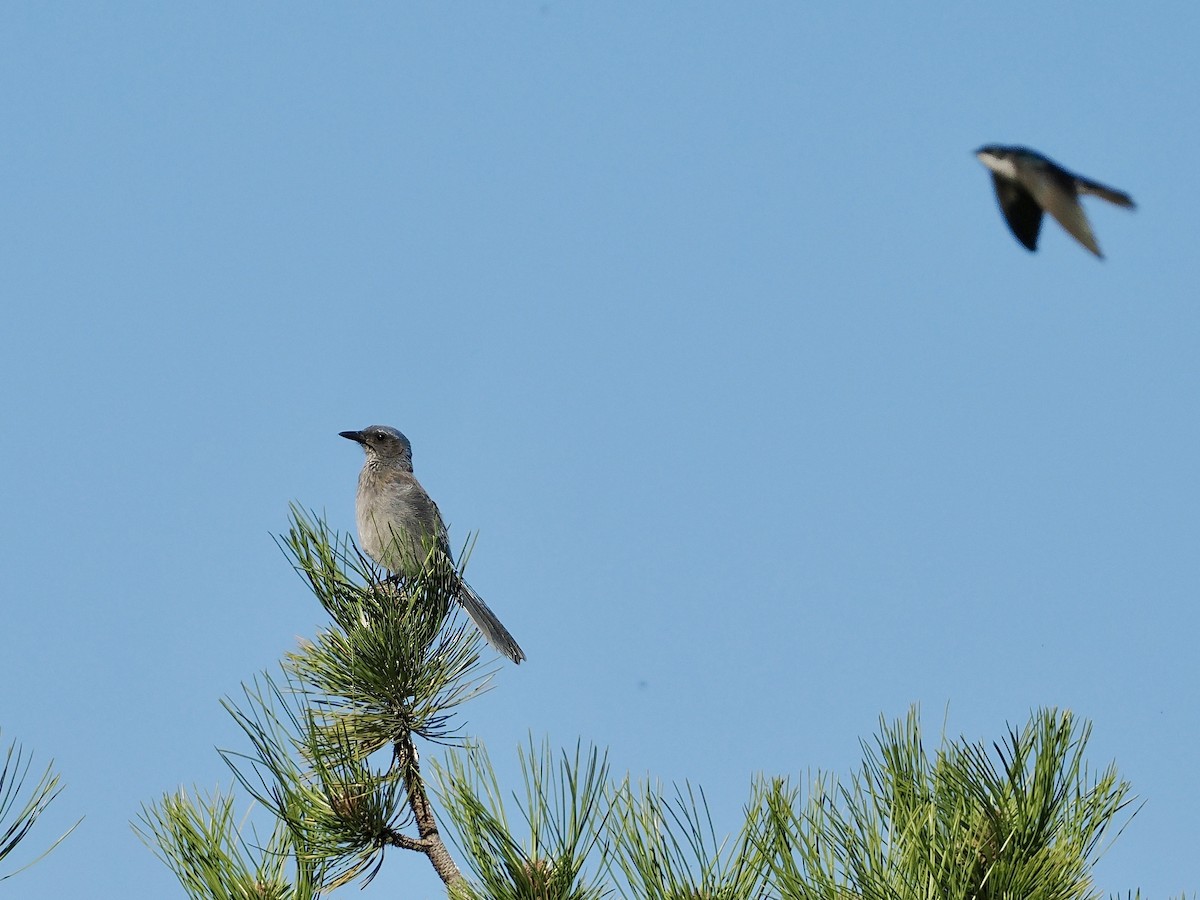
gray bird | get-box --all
[340,425,526,664]
[975,145,1135,258]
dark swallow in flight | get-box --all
[974,145,1135,258]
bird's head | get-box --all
[974,145,1019,179]
[339,425,413,466]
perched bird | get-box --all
[340,425,526,664]
[974,145,1135,258]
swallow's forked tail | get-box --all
[1077,176,1136,209]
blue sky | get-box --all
[2,3,1196,896]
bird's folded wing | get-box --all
[1027,171,1103,257]
[991,174,1043,252]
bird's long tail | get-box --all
[455,580,526,664]
[1077,177,1136,209]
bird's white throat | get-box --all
[976,151,1018,180]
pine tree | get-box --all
[135,510,1166,899]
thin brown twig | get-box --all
[390,731,463,886]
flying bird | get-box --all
[974,145,1135,258]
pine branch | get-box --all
[433,738,611,900]
[0,731,80,881]
[134,787,323,899]
[607,779,771,900]
[394,730,462,886]
[761,706,1140,900]
[204,509,501,890]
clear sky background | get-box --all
[2,3,1196,897]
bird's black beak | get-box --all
[339,430,365,444]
